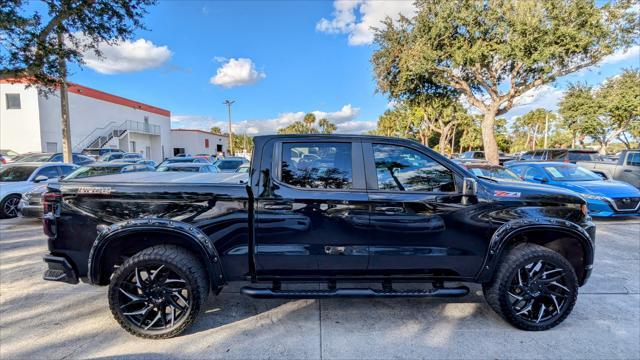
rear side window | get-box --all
[373,144,455,192]
[547,150,567,160]
[35,166,60,179]
[281,142,352,189]
[532,151,545,160]
[58,165,76,176]
[627,152,640,166]
[567,152,599,161]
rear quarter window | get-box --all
[280,142,352,189]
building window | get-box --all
[205,139,210,148]
[5,94,21,109]
[217,144,223,152]
[174,148,185,156]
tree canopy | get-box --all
[277,113,338,135]
[372,0,637,163]
[1,0,156,86]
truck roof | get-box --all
[62,171,245,184]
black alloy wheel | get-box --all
[108,245,209,338]
[508,260,572,324]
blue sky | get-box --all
[66,0,640,135]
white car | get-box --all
[0,162,77,218]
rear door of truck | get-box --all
[253,137,370,276]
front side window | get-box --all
[281,142,352,189]
[0,166,37,182]
[35,166,59,179]
[373,144,455,192]
[522,167,546,181]
[627,152,640,167]
[5,94,21,109]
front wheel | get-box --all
[108,245,209,339]
[483,243,578,331]
[0,195,21,218]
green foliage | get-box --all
[231,133,253,152]
[372,0,637,162]
[277,113,337,135]
[210,126,222,135]
[0,0,157,87]
[512,108,557,150]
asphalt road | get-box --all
[1,216,638,359]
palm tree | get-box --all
[318,118,337,134]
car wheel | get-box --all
[0,195,21,218]
[483,243,578,331]
[108,245,209,339]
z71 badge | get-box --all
[494,190,521,198]
[77,187,112,195]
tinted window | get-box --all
[531,151,545,160]
[217,160,243,170]
[58,165,76,176]
[473,152,485,159]
[567,152,600,161]
[460,152,473,159]
[627,152,640,166]
[49,154,62,162]
[547,150,567,160]
[35,166,59,179]
[5,93,21,109]
[0,166,37,182]
[281,142,352,189]
[520,152,534,160]
[373,144,455,192]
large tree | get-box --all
[598,69,640,149]
[1,0,156,162]
[372,0,637,164]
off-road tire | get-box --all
[483,243,578,331]
[108,245,209,339]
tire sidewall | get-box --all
[1,195,20,218]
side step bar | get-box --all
[240,286,469,299]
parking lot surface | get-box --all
[1,217,638,359]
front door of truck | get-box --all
[254,139,369,276]
[362,141,488,279]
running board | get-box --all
[240,286,469,299]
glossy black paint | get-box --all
[45,135,596,290]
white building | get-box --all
[0,81,172,162]
[170,129,229,157]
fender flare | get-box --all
[88,218,225,291]
[476,217,595,283]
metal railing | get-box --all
[73,120,161,151]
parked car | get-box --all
[236,163,250,173]
[576,150,639,188]
[157,157,211,167]
[82,148,124,160]
[509,149,604,164]
[462,163,522,181]
[12,152,95,166]
[507,161,640,217]
[136,159,157,167]
[0,149,20,162]
[18,184,48,219]
[0,155,6,165]
[43,135,596,338]
[212,157,249,172]
[458,151,514,165]
[193,154,215,163]
[156,163,219,173]
[64,162,155,180]
[0,162,77,218]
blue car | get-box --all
[507,161,640,217]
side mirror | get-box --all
[462,177,477,196]
[33,175,48,183]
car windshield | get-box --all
[157,166,200,172]
[216,160,243,170]
[65,165,125,179]
[1,150,18,157]
[470,167,520,180]
[17,154,52,162]
[0,165,37,182]
[543,165,601,181]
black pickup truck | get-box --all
[42,135,595,338]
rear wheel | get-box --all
[0,195,21,218]
[108,245,209,339]
[483,243,578,331]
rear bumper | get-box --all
[43,255,78,284]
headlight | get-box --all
[581,193,608,201]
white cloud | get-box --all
[599,45,640,65]
[80,37,172,74]
[171,104,373,135]
[316,0,416,45]
[502,85,565,121]
[210,58,266,88]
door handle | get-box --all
[374,206,403,214]
[624,169,632,173]
[263,202,293,210]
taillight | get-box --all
[42,192,62,237]
[43,192,62,214]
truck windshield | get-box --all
[543,165,601,181]
[0,165,38,182]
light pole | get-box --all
[223,100,235,155]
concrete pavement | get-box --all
[1,217,638,359]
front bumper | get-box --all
[586,199,640,217]
[43,255,78,284]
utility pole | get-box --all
[223,100,235,155]
[57,28,72,163]
[543,113,549,148]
